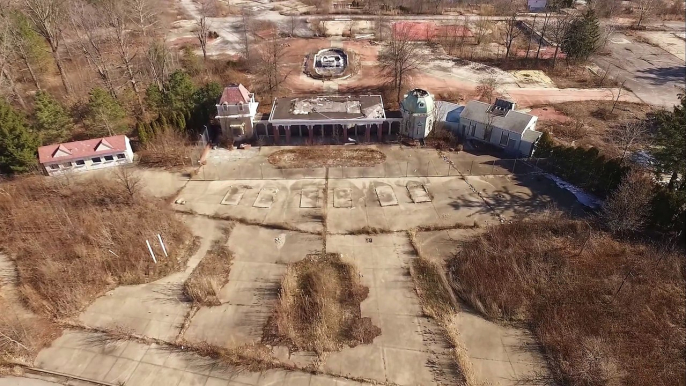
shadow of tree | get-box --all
[636,65,686,86]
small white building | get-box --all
[458,99,542,157]
[38,135,134,176]
[400,88,436,139]
[215,84,259,142]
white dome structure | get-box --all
[400,89,436,139]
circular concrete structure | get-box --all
[313,48,348,78]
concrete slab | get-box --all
[254,187,279,208]
[407,183,431,203]
[374,185,398,207]
[333,188,352,208]
[221,185,249,205]
[300,188,322,208]
[453,311,549,385]
[383,347,435,386]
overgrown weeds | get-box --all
[138,130,198,168]
[408,229,473,386]
[0,175,194,318]
[448,217,685,386]
[264,253,380,354]
[184,225,234,306]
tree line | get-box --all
[537,95,686,240]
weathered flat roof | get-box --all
[269,95,385,121]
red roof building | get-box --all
[38,135,133,175]
[219,84,252,105]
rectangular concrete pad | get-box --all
[253,187,278,208]
[221,185,248,205]
[300,188,321,208]
[407,184,431,203]
[375,185,398,207]
[333,188,352,208]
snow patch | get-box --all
[544,173,603,209]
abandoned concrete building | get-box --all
[459,98,542,157]
[215,84,259,142]
[215,85,541,156]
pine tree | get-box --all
[137,122,149,144]
[159,115,169,132]
[176,112,187,131]
[33,90,73,145]
[85,87,128,138]
[151,120,160,135]
[0,102,40,174]
[653,94,686,191]
[561,9,600,61]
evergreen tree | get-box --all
[33,90,73,145]
[159,115,169,131]
[84,88,128,138]
[534,131,555,157]
[653,94,686,191]
[0,102,40,174]
[166,71,198,117]
[189,81,223,130]
[137,122,149,144]
[145,70,197,119]
[561,9,600,61]
[151,120,161,135]
[180,46,202,76]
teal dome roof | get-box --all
[402,89,434,114]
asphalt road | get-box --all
[593,32,686,108]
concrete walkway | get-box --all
[78,216,220,341]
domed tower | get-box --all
[400,88,436,139]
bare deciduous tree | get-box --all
[502,13,522,60]
[113,165,142,199]
[611,120,649,161]
[239,7,253,61]
[69,0,118,98]
[476,75,498,103]
[23,0,71,93]
[535,11,551,62]
[147,40,174,91]
[127,0,159,37]
[635,0,658,27]
[549,15,571,68]
[473,16,490,45]
[602,169,654,234]
[102,0,146,115]
[196,16,209,60]
[255,35,289,100]
[378,23,424,102]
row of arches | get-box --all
[253,121,402,138]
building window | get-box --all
[116,154,126,159]
[104,155,114,162]
[63,162,73,168]
[75,160,85,166]
[500,132,509,146]
[49,164,59,170]
[92,157,101,163]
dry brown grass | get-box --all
[537,100,654,154]
[0,296,59,366]
[138,130,199,169]
[264,253,380,354]
[448,217,685,386]
[184,225,234,306]
[268,147,386,169]
[0,176,194,318]
[408,229,474,386]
